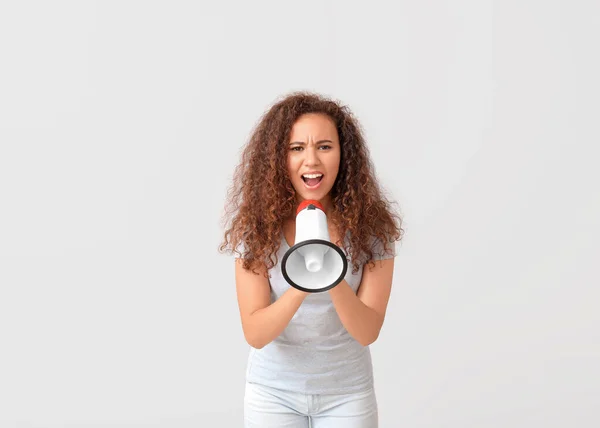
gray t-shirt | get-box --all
[238,232,396,395]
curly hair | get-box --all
[218,90,404,276]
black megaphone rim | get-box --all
[281,239,348,293]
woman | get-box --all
[219,91,404,427]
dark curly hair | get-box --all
[218,90,404,276]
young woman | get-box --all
[219,91,404,428]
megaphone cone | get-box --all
[281,200,348,293]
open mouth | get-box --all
[302,173,324,187]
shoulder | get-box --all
[369,234,397,261]
[345,231,397,262]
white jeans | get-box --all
[244,381,378,428]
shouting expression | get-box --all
[286,113,341,208]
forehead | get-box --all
[289,113,338,140]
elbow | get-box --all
[358,331,380,347]
[248,340,266,349]
[360,318,385,346]
[244,331,267,349]
[241,317,271,349]
[358,338,375,347]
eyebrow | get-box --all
[289,139,333,145]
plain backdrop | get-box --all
[1,1,598,427]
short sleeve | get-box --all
[234,240,246,259]
[370,235,397,261]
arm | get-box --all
[235,258,308,349]
[328,258,395,346]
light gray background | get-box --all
[1,1,598,427]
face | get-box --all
[286,113,341,209]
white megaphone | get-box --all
[281,199,348,293]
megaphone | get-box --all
[281,199,348,293]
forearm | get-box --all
[245,287,307,349]
[328,280,383,346]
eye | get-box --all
[319,145,332,150]
[290,146,303,151]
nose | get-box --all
[303,145,320,166]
